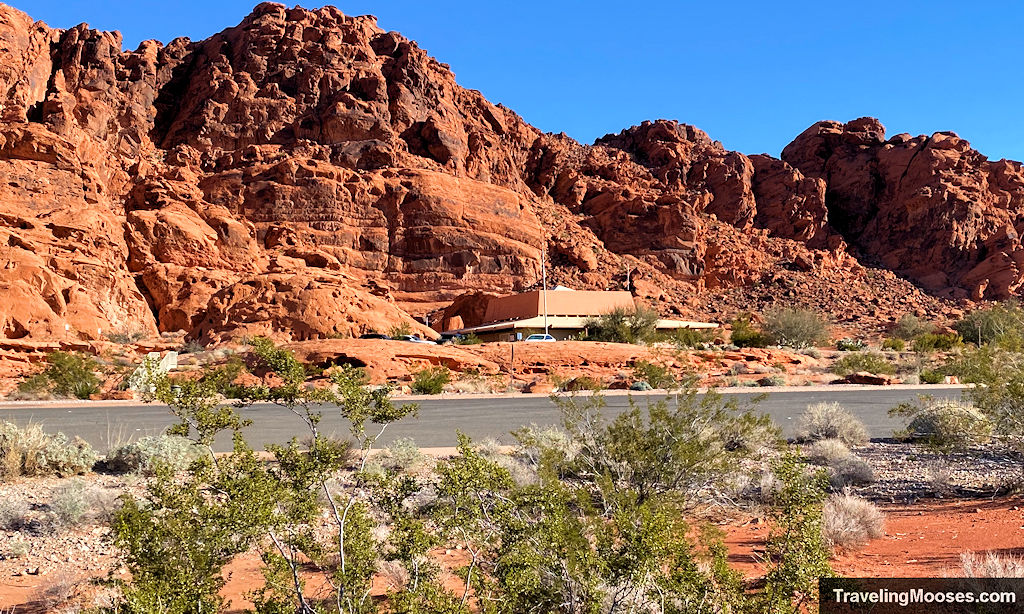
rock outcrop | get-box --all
[0,2,1017,349]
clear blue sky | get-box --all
[16,1,1024,160]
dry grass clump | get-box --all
[0,421,98,478]
[102,434,206,475]
[803,438,874,489]
[0,498,30,530]
[822,493,884,548]
[804,438,851,465]
[959,551,1024,577]
[795,402,869,445]
[902,399,993,451]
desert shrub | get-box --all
[729,313,770,348]
[959,551,1024,577]
[103,435,205,475]
[179,339,206,354]
[758,375,787,387]
[379,437,424,471]
[762,307,828,349]
[562,375,603,391]
[454,332,483,345]
[0,498,30,530]
[881,338,905,352]
[892,314,935,340]
[831,351,896,376]
[411,365,450,394]
[51,480,91,526]
[16,351,101,400]
[0,422,97,478]
[387,321,413,338]
[669,326,715,348]
[822,493,884,548]
[920,369,945,384]
[955,300,1024,346]
[631,359,677,389]
[804,438,851,466]
[582,305,660,344]
[912,332,962,352]
[890,398,993,451]
[826,456,875,489]
[795,402,869,445]
[835,338,866,352]
[108,330,146,345]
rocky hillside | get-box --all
[0,2,1020,345]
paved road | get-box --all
[0,386,965,452]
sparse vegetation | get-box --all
[835,338,866,352]
[387,321,413,338]
[762,306,828,349]
[912,332,962,352]
[454,332,483,345]
[959,551,1024,577]
[631,359,677,389]
[411,365,451,394]
[16,351,101,400]
[0,421,98,478]
[795,402,869,446]
[954,300,1024,346]
[831,351,896,376]
[107,329,147,345]
[582,305,660,344]
[822,493,884,548]
[729,312,770,348]
[668,326,715,348]
[892,313,935,340]
[881,338,905,352]
[0,498,30,531]
[804,438,851,466]
[891,398,994,451]
[102,435,205,475]
[920,369,945,384]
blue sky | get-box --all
[16,1,1024,160]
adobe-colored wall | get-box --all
[482,290,635,322]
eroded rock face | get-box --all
[0,3,1017,346]
[782,118,1024,299]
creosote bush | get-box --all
[762,306,828,349]
[795,402,869,446]
[729,312,770,348]
[822,493,884,548]
[15,351,101,400]
[831,351,896,377]
[631,359,677,389]
[892,314,935,340]
[582,305,660,344]
[101,338,838,614]
[954,300,1024,346]
[411,365,451,394]
[881,338,905,352]
[912,332,962,353]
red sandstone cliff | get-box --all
[0,2,1012,345]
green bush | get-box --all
[16,351,101,400]
[920,369,945,384]
[758,375,787,387]
[832,351,896,376]
[582,306,660,344]
[631,360,677,389]
[881,338,905,352]
[387,321,413,339]
[892,314,935,340]
[762,307,828,349]
[669,326,715,348]
[890,398,993,451]
[562,375,603,391]
[730,313,770,348]
[0,421,97,478]
[795,402,869,445]
[454,332,483,345]
[955,301,1024,346]
[411,365,450,394]
[103,435,205,475]
[912,332,962,352]
[835,338,866,352]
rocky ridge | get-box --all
[0,2,1019,350]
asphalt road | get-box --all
[0,386,966,452]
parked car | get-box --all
[359,333,391,340]
[524,333,556,342]
[398,334,437,345]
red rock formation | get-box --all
[0,2,1013,352]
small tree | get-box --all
[583,306,660,344]
[17,351,101,400]
[954,300,1024,346]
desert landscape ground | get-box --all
[2,1,1024,612]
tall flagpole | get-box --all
[541,237,549,335]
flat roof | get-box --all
[448,315,718,335]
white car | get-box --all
[398,335,437,345]
[524,333,556,342]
